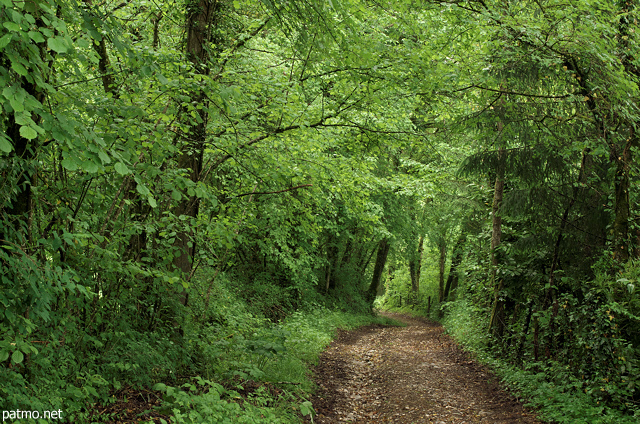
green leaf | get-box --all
[47,37,67,53]
[157,73,169,85]
[77,37,90,48]
[3,22,20,32]
[61,158,78,171]
[194,185,207,198]
[83,160,100,173]
[28,31,45,43]
[12,350,24,364]
[0,34,12,49]
[9,96,24,113]
[19,126,37,140]
[147,195,157,208]
[11,61,28,76]
[153,383,167,391]
[114,162,130,175]
[0,350,8,362]
[14,112,31,126]
[98,150,111,164]
[0,136,12,153]
[136,184,150,196]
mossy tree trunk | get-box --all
[173,0,224,305]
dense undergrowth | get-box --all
[438,264,640,424]
[1,263,392,424]
[152,305,393,424]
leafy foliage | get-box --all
[2,0,640,421]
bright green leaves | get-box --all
[11,60,28,76]
[133,177,159,208]
[98,150,111,164]
[2,85,42,114]
[28,30,45,43]
[0,33,12,49]
[19,125,37,140]
[61,157,78,171]
[114,162,131,175]
[135,181,150,195]
[11,350,24,364]
[47,37,69,53]
[3,21,20,32]
[0,337,30,366]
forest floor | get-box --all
[307,312,544,424]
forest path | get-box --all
[308,312,543,424]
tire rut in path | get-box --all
[308,312,543,424]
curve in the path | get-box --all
[309,312,543,424]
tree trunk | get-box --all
[93,37,117,96]
[544,150,588,355]
[359,242,377,274]
[438,239,447,303]
[173,0,223,304]
[488,148,506,341]
[409,235,423,303]
[324,234,339,292]
[368,239,390,302]
[516,302,534,362]
[444,230,467,301]
[612,123,634,262]
[5,116,36,243]
[2,26,48,247]
[153,12,163,50]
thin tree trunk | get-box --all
[359,242,377,274]
[153,12,163,49]
[368,239,390,302]
[544,151,588,356]
[93,37,117,96]
[325,234,339,292]
[444,230,467,301]
[533,314,540,361]
[438,239,447,303]
[516,302,534,362]
[489,148,506,341]
[613,125,634,262]
[409,235,424,303]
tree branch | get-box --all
[234,184,313,198]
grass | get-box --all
[155,306,399,423]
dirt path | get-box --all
[308,312,543,424]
